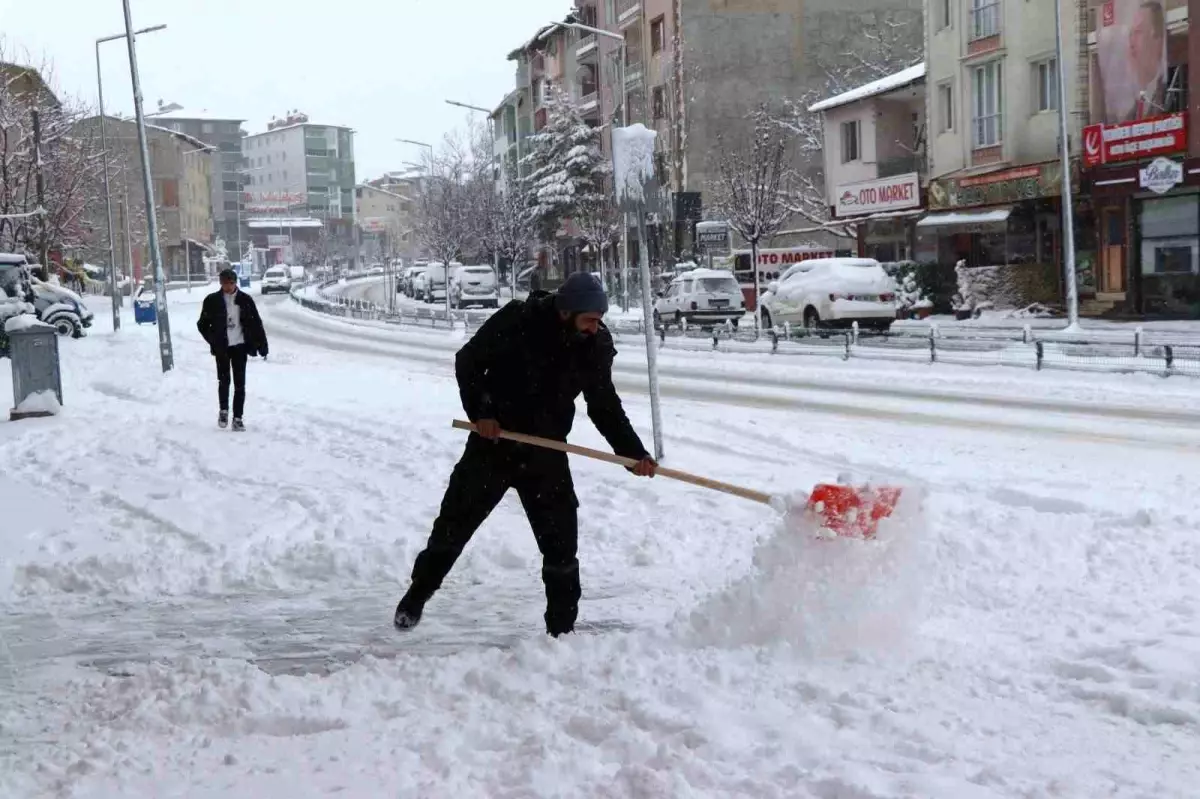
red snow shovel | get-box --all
[451,420,902,539]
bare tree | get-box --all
[708,106,794,331]
[776,11,924,233]
[0,52,104,269]
[574,191,621,290]
[415,132,481,302]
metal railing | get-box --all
[292,273,491,332]
[576,33,597,53]
[877,154,926,178]
[618,0,641,17]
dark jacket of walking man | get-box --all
[395,272,657,637]
[197,269,269,431]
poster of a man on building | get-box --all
[1095,0,1168,124]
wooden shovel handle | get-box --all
[452,420,774,505]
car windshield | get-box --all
[464,268,492,275]
[265,270,285,277]
[697,277,739,293]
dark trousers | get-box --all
[215,344,248,417]
[405,436,581,635]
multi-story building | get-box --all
[1081,0,1195,317]
[920,0,1083,308]
[810,64,928,262]
[144,107,247,260]
[75,115,214,282]
[242,111,357,267]
[355,182,415,262]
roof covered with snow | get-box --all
[145,109,245,123]
[807,63,926,114]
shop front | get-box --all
[1084,112,1200,317]
[919,161,1084,309]
[830,172,923,262]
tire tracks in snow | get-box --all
[266,303,1200,456]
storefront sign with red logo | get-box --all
[834,172,921,217]
[1082,112,1187,167]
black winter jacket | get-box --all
[197,289,269,357]
[456,292,648,460]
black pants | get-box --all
[215,344,248,418]
[406,435,581,635]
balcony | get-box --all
[877,154,926,179]
[576,33,598,58]
[578,89,599,114]
[618,0,641,27]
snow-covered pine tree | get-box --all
[520,84,610,250]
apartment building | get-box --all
[920,0,1083,306]
[242,111,356,266]
[145,108,247,257]
[75,115,214,282]
[355,182,414,262]
[1081,0,1197,317]
[811,64,928,261]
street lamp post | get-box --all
[95,22,166,332]
[1053,0,1080,331]
[550,20,629,311]
[446,99,505,304]
[398,137,454,318]
[120,0,174,372]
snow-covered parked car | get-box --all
[449,265,499,309]
[261,266,293,295]
[653,268,745,328]
[422,262,459,304]
[31,277,94,338]
[761,257,897,333]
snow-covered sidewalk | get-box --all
[0,292,1197,797]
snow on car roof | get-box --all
[672,268,736,280]
[795,258,882,268]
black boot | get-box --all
[545,604,578,638]
[393,594,425,630]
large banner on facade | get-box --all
[1095,0,1168,124]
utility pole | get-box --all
[1054,0,1080,330]
[121,0,174,372]
[31,111,48,273]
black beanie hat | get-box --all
[555,272,608,315]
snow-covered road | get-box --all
[1,290,1197,798]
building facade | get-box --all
[355,182,414,262]
[1081,0,1197,317]
[75,115,214,282]
[811,64,928,262]
[241,112,357,267]
[920,0,1084,309]
[144,108,247,260]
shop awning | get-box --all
[916,208,1012,228]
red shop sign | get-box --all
[1082,112,1188,168]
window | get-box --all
[159,179,179,208]
[605,0,614,24]
[1034,58,1058,112]
[222,180,239,192]
[969,0,1001,41]
[650,16,665,54]
[939,0,951,29]
[1140,195,1199,274]
[972,61,1003,148]
[652,86,666,119]
[938,82,954,132]
[223,200,239,212]
[202,123,214,134]
[840,120,860,163]
[1165,63,1189,113]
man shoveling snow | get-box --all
[394,273,658,637]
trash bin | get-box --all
[134,293,157,325]
[7,318,62,421]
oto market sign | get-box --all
[1082,112,1187,168]
[835,172,920,217]
[1138,157,1183,194]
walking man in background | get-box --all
[197,268,269,431]
[394,272,657,638]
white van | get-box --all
[449,265,499,309]
[653,268,745,328]
[261,266,292,295]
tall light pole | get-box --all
[1053,0,1080,330]
[95,22,166,332]
[550,20,629,310]
[446,98,504,303]
[120,0,174,372]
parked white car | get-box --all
[422,262,460,304]
[653,268,745,328]
[261,266,293,295]
[761,257,897,332]
[449,265,499,309]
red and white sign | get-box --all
[1101,0,1115,26]
[835,172,921,217]
[1082,112,1188,168]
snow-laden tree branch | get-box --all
[415,132,480,269]
[0,49,105,265]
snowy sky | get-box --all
[0,0,567,181]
